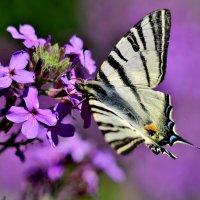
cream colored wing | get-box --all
[89,95,177,159]
[96,9,171,88]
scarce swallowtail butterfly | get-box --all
[76,9,197,159]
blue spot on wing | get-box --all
[167,120,174,130]
[165,105,172,116]
[169,135,178,145]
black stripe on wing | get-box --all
[96,69,111,84]
[91,110,109,116]
[90,104,120,118]
[106,55,148,113]
[135,23,147,50]
[109,137,145,155]
[140,52,151,87]
[130,9,170,85]
[148,9,171,84]
[96,121,131,129]
[120,138,145,155]
[113,47,128,62]
[124,31,140,52]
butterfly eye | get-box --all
[147,130,156,136]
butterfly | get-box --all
[76,9,196,159]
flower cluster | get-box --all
[24,134,125,198]
[1,24,96,145]
[0,24,125,199]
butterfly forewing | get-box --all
[96,9,171,88]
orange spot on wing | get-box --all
[144,124,158,132]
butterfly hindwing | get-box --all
[88,93,177,159]
[89,97,145,154]
[96,9,170,88]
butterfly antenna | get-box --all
[72,98,87,109]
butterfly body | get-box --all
[76,9,195,159]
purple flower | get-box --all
[6,87,57,139]
[46,123,75,147]
[82,167,99,195]
[0,51,34,89]
[65,35,96,74]
[81,100,91,129]
[60,73,76,94]
[47,103,75,147]
[60,74,83,109]
[7,24,46,48]
[61,134,92,162]
[61,74,92,128]
[92,150,125,183]
[47,164,64,181]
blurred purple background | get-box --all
[1,0,200,199]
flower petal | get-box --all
[69,35,83,50]
[35,109,57,126]
[57,124,75,137]
[81,101,91,129]
[19,24,37,40]
[71,136,91,162]
[9,51,30,69]
[92,150,125,183]
[54,102,72,121]
[7,26,25,39]
[0,76,12,88]
[12,69,35,83]
[23,39,38,48]
[38,38,46,46]
[0,66,9,76]
[80,50,96,74]
[51,123,75,137]
[47,165,64,181]
[65,44,78,54]
[82,168,99,196]
[47,131,58,147]
[38,123,48,135]
[21,116,39,138]
[60,74,70,85]
[6,106,29,123]
[23,87,39,111]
